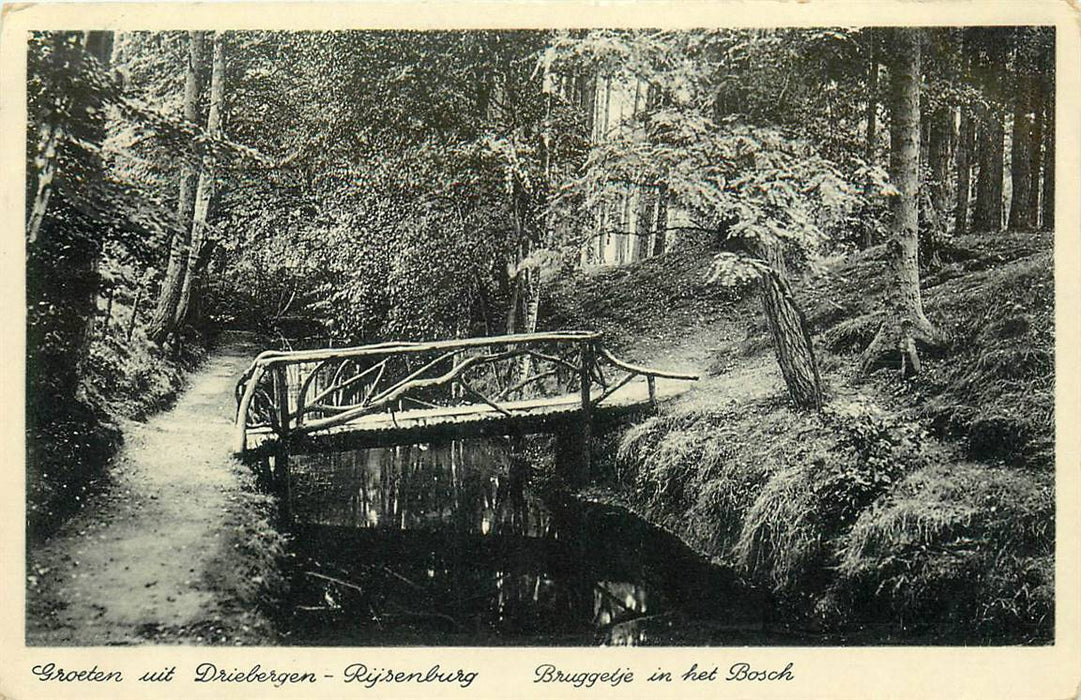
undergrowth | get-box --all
[202,459,289,643]
[570,231,1054,642]
[27,327,208,540]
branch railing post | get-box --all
[233,331,697,460]
[274,363,291,440]
[577,339,594,485]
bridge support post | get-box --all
[554,425,590,488]
[555,341,595,488]
[269,447,293,524]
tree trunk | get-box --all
[921,105,952,266]
[175,31,225,327]
[635,185,655,260]
[928,106,952,228]
[1025,74,1044,231]
[865,31,878,164]
[26,31,114,410]
[149,30,203,344]
[953,108,975,236]
[652,182,668,256]
[862,28,937,376]
[972,36,1006,234]
[26,95,64,249]
[860,31,879,250]
[760,265,823,410]
[972,114,1005,232]
[1040,38,1055,232]
[521,267,540,334]
[1007,41,1034,232]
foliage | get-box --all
[591,229,1051,639]
[24,27,1056,645]
[834,462,1053,641]
[803,233,1055,469]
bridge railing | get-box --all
[233,331,697,453]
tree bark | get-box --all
[149,30,203,344]
[972,115,1005,232]
[175,31,225,327]
[760,265,823,410]
[635,185,655,260]
[1025,73,1044,231]
[972,36,1006,234]
[865,31,878,165]
[1007,38,1034,232]
[1040,37,1055,232]
[860,30,879,250]
[953,108,975,236]
[921,104,952,266]
[862,28,938,376]
[652,182,668,256]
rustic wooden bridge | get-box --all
[233,331,696,484]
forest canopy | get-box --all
[26,26,1055,540]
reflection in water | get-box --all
[280,439,753,646]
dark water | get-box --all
[276,439,771,646]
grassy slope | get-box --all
[541,233,1054,643]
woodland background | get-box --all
[26,27,1055,642]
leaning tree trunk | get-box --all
[862,27,938,377]
[760,263,823,410]
[149,31,203,344]
[175,31,225,328]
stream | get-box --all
[276,438,772,646]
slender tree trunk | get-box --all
[921,105,952,266]
[1040,39,1055,232]
[863,28,937,376]
[860,31,879,250]
[652,182,668,256]
[954,108,975,236]
[865,32,878,164]
[972,36,1006,234]
[1007,42,1034,232]
[521,267,540,334]
[928,107,952,227]
[1025,77,1044,231]
[175,31,225,327]
[635,185,655,260]
[760,262,823,410]
[149,31,203,344]
[26,95,65,249]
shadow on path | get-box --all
[26,332,278,646]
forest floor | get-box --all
[546,233,1054,642]
[25,332,283,646]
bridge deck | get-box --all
[244,375,691,456]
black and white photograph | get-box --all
[4,2,1080,697]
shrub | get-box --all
[833,462,1053,641]
[733,398,929,597]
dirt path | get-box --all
[26,333,279,646]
